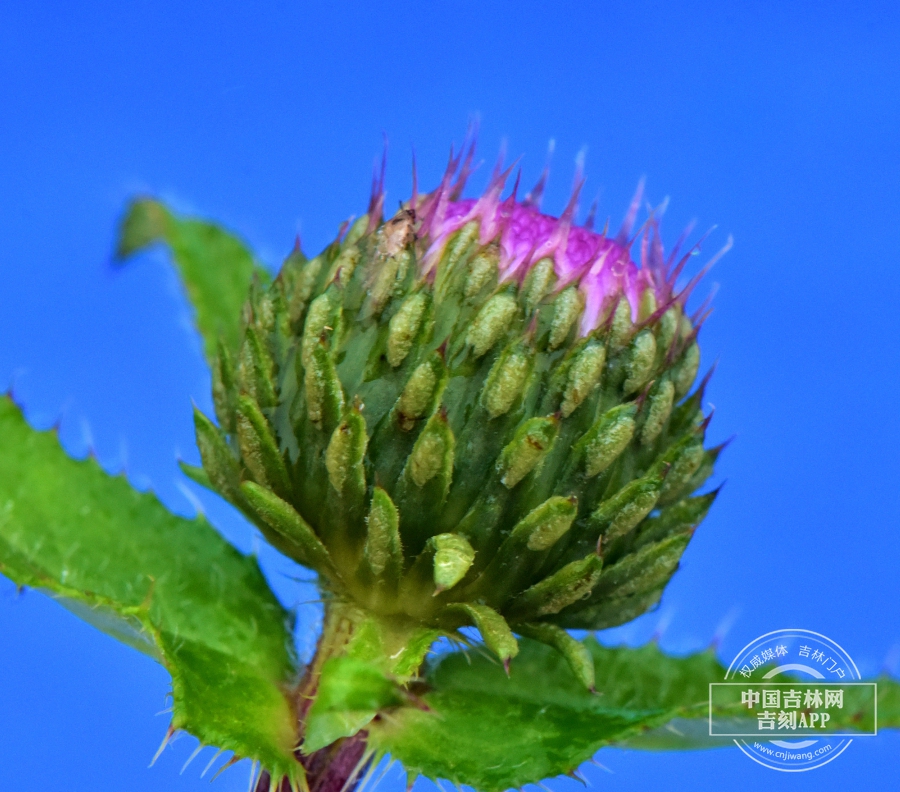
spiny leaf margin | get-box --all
[368,636,900,792]
[0,396,303,784]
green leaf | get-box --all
[302,607,438,754]
[367,638,685,791]
[303,656,404,753]
[0,397,303,784]
[368,636,900,792]
[115,197,268,362]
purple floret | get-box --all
[371,138,729,336]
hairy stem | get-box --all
[256,600,373,792]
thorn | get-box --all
[354,751,381,792]
[417,145,466,241]
[711,435,736,455]
[559,167,586,228]
[666,219,697,269]
[690,283,719,325]
[247,760,260,792]
[366,758,396,792]
[710,607,741,650]
[81,418,96,459]
[664,721,685,736]
[692,305,715,333]
[616,177,645,245]
[569,769,591,787]
[676,234,732,306]
[6,367,26,404]
[367,135,388,233]
[689,362,718,402]
[450,123,479,199]
[337,748,375,792]
[181,743,204,775]
[583,194,600,230]
[509,167,522,202]
[149,725,176,768]
[625,203,663,253]
[491,138,508,184]
[503,657,512,676]
[292,235,302,254]
[201,748,225,778]
[445,141,463,181]
[588,758,614,774]
[636,293,679,335]
[176,480,205,518]
[651,609,675,643]
[524,139,555,208]
[211,754,241,783]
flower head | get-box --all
[195,139,727,673]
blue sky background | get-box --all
[1,2,899,790]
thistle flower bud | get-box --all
[196,144,725,667]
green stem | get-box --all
[256,598,439,792]
[257,599,372,792]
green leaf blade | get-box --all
[0,396,302,782]
[303,656,404,753]
[369,632,900,791]
[116,197,268,362]
[367,638,677,791]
